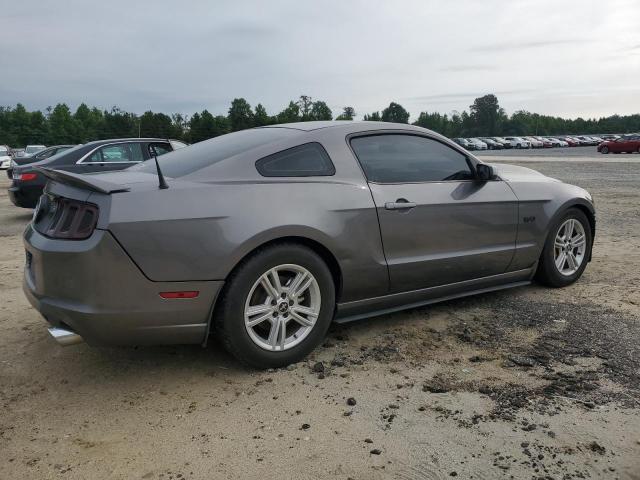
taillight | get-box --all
[15,172,37,181]
[36,196,99,240]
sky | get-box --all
[1,0,639,121]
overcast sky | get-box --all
[1,0,639,120]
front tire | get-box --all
[214,243,335,368]
[535,208,592,288]
[601,146,609,154]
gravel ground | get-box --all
[1,155,639,480]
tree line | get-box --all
[1,94,638,147]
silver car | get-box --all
[23,121,595,368]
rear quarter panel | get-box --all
[106,128,390,303]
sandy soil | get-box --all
[1,155,639,480]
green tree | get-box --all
[468,94,505,136]
[336,106,356,120]
[363,111,382,121]
[276,101,301,124]
[189,110,230,142]
[228,98,254,131]
[297,95,314,120]
[381,102,409,123]
[47,103,77,144]
[309,101,332,121]
[253,103,271,126]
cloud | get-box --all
[0,0,638,119]
[440,65,498,72]
[469,39,589,53]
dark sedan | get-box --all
[10,145,77,167]
[8,138,187,208]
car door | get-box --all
[70,142,146,174]
[350,133,519,293]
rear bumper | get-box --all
[23,224,224,346]
[9,184,42,208]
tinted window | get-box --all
[256,143,335,177]
[131,128,297,178]
[350,134,474,183]
[149,143,171,157]
[86,143,145,163]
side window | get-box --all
[256,142,335,177]
[86,144,144,163]
[149,143,172,157]
[350,134,474,183]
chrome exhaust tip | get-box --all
[48,327,83,346]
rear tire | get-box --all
[535,208,592,288]
[214,243,335,369]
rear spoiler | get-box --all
[34,168,130,194]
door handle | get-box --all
[385,199,417,210]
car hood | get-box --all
[489,163,561,183]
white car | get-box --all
[24,144,47,156]
[523,136,544,148]
[546,138,569,147]
[0,145,12,170]
[467,138,488,150]
[504,137,531,149]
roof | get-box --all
[262,120,419,132]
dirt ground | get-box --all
[1,151,639,480]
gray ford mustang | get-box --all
[23,121,595,368]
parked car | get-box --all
[523,137,543,148]
[558,136,579,147]
[24,145,47,156]
[504,137,531,149]
[452,138,475,150]
[532,136,554,148]
[576,136,599,146]
[545,138,569,147]
[0,145,12,170]
[479,138,504,150]
[11,145,77,167]
[12,148,26,158]
[8,138,180,208]
[467,138,488,150]
[491,137,512,149]
[597,135,640,154]
[23,121,595,368]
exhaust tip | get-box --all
[48,326,83,346]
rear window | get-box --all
[256,143,335,177]
[132,128,297,178]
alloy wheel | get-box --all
[553,219,587,276]
[244,264,321,351]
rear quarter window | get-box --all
[256,142,335,177]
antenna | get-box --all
[153,154,169,189]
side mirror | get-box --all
[476,163,495,181]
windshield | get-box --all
[26,146,45,154]
[132,128,298,178]
[0,148,8,155]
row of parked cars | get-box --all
[452,135,617,150]
[4,138,188,208]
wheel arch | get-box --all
[204,235,344,346]
[545,200,596,263]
